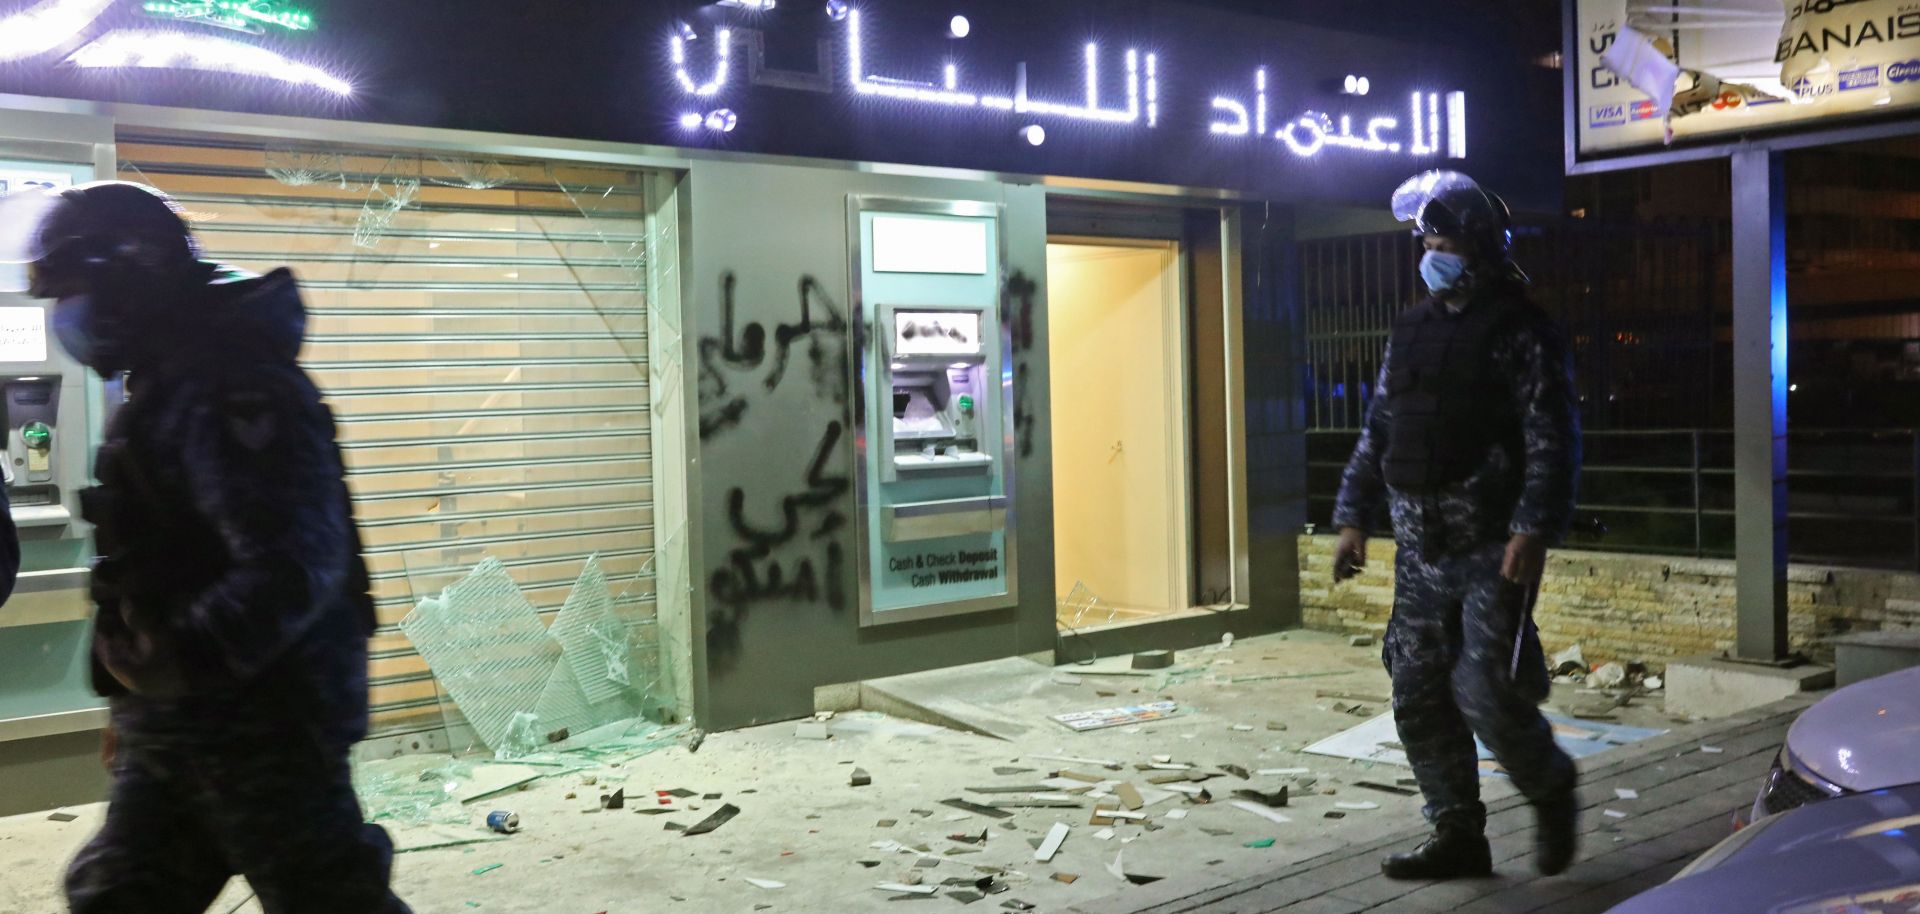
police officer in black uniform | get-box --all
[0,182,409,913]
[1331,171,1582,880]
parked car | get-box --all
[1751,665,1920,823]
[1608,666,1920,913]
[1606,782,1920,913]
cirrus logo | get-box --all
[1891,60,1920,84]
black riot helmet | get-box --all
[1390,170,1514,263]
[0,181,198,297]
[0,182,203,375]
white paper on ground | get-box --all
[1334,801,1379,811]
[1615,788,1639,800]
[1165,783,1206,796]
[1231,799,1292,825]
[1257,768,1311,776]
[745,878,786,890]
[875,883,939,895]
[1165,809,1189,820]
[1604,809,1628,819]
[1700,746,1724,754]
[1094,827,1117,841]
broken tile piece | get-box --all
[744,878,785,890]
[1052,873,1079,885]
[682,804,740,836]
[875,883,939,895]
[1034,822,1069,863]
[1615,788,1639,800]
[1165,809,1189,820]
[1094,828,1116,841]
[850,768,872,787]
[1700,746,1724,754]
[1604,809,1628,819]
[1323,811,1345,820]
[1231,800,1292,825]
[1244,838,1275,848]
[796,721,831,740]
[1334,801,1379,811]
[993,766,1035,776]
[46,812,78,823]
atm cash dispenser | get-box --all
[852,200,1017,626]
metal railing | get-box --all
[1305,428,1920,571]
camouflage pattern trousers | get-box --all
[66,726,410,914]
[1384,540,1574,831]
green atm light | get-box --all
[21,421,50,448]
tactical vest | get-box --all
[1381,297,1523,493]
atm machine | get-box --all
[0,107,116,813]
[851,198,1017,627]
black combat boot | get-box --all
[1534,785,1580,876]
[1380,820,1493,880]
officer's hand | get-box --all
[1502,533,1547,586]
[1333,527,1368,583]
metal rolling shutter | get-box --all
[118,136,655,738]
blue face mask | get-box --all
[52,294,97,368]
[1419,250,1469,295]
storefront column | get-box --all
[1730,148,1790,662]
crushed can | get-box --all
[485,810,520,834]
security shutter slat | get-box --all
[122,135,655,741]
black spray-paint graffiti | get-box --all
[699,272,855,668]
[1004,270,1038,459]
[709,420,849,610]
[698,272,851,440]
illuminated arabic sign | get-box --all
[668,6,1467,164]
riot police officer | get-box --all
[0,182,408,913]
[1331,171,1582,880]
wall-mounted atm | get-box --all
[0,112,117,799]
[851,198,1017,627]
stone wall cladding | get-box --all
[1298,535,1920,670]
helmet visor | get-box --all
[0,189,63,293]
[1390,170,1486,234]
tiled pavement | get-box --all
[1076,696,1816,914]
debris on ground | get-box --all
[46,812,77,823]
[744,878,785,889]
[683,804,740,836]
[1590,662,1628,689]
[796,721,831,740]
[1244,838,1275,848]
[1334,801,1380,811]
[1131,650,1175,670]
[1353,780,1417,797]
[1231,787,1288,808]
[1034,823,1069,862]
[1347,635,1374,647]
[1552,643,1587,678]
[1230,800,1291,825]
[1051,701,1182,732]
[851,768,872,787]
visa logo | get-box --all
[1589,103,1628,127]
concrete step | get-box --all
[1830,628,1920,686]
